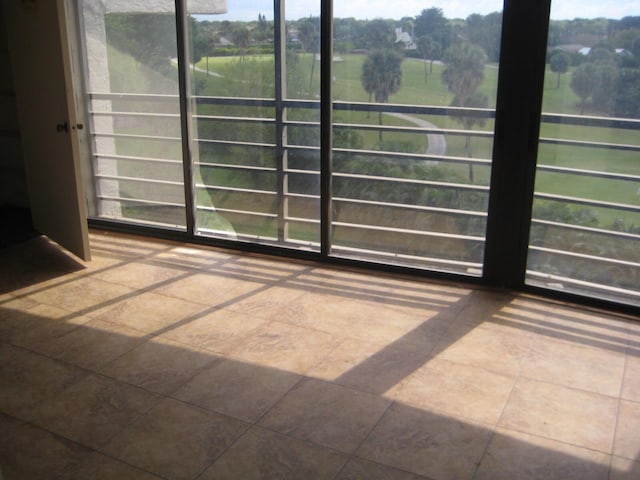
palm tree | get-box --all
[361,49,404,142]
[442,42,487,181]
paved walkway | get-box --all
[385,111,447,156]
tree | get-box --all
[297,17,320,89]
[613,68,640,118]
[416,35,435,83]
[363,18,396,50]
[414,8,451,53]
[442,42,486,99]
[361,49,404,141]
[231,25,251,60]
[450,91,488,181]
[441,42,487,181]
[549,51,571,88]
[571,62,598,114]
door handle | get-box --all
[56,122,84,133]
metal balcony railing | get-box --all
[86,92,640,303]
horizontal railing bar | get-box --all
[195,184,277,196]
[541,112,640,130]
[195,138,275,149]
[194,114,275,124]
[94,153,182,165]
[202,207,277,218]
[196,162,277,173]
[333,100,495,119]
[333,122,494,138]
[90,111,180,119]
[333,147,492,166]
[90,92,179,102]
[93,132,181,143]
[333,221,485,242]
[531,219,640,240]
[90,91,640,130]
[331,244,483,269]
[536,164,640,181]
[284,216,320,224]
[284,168,319,176]
[96,175,183,187]
[526,270,640,298]
[534,192,640,213]
[285,192,320,200]
[195,96,276,107]
[539,137,640,152]
[333,172,490,191]
[98,195,184,208]
[529,245,640,268]
[333,196,487,217]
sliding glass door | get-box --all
[329,3,503,275]
[525,0,640,306]
[79,0,186,229]
[77,0,638,307]
[186,0,322,249]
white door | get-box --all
[4,0,90,261]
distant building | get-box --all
[395,28,416,50]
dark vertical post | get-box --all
[274,0,287,243]
[483,0,551,287]
[175,0,196,234]
[320,0,333,256]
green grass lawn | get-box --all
[116,48,638,231]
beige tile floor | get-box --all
[0,231,639,480]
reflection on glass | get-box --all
[330,4,503,275]
[526,2,640,306]
[80,0,186,228]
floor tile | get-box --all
[27,318,148,371]
[30,374,159,449]
[0,302,89,348]
[102,398,248,480]
[94,291,208,333]
[610,456,640,480]
[160,308,268,354]
[229,321,341,374]
[95,260,186,289]
[520,335,626,396]
[57,451,163,480]
[0,343,85,419]
[174,358,301,422]
[197,426,348,480]
[24,276,133,317]
[0,417,90,480]
[308,338,430,395]
[224,285,310,319]
[274,292,434,350]
[154,272,263,307]
[336,457,431,480]
[474,428,610,480]
[357,402,493,480]
[621,352,640,401]
[613,400,640,460]
[99,337,219,395]
[498,378,618,453]
[431,321,532,376]
[259,378,391,453]
[390,358,515,424]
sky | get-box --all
[197,0,638,21]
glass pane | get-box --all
[79,0,186,229]
[526,2,640,306]
[331,3,503,275]
[188,0,321,249]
